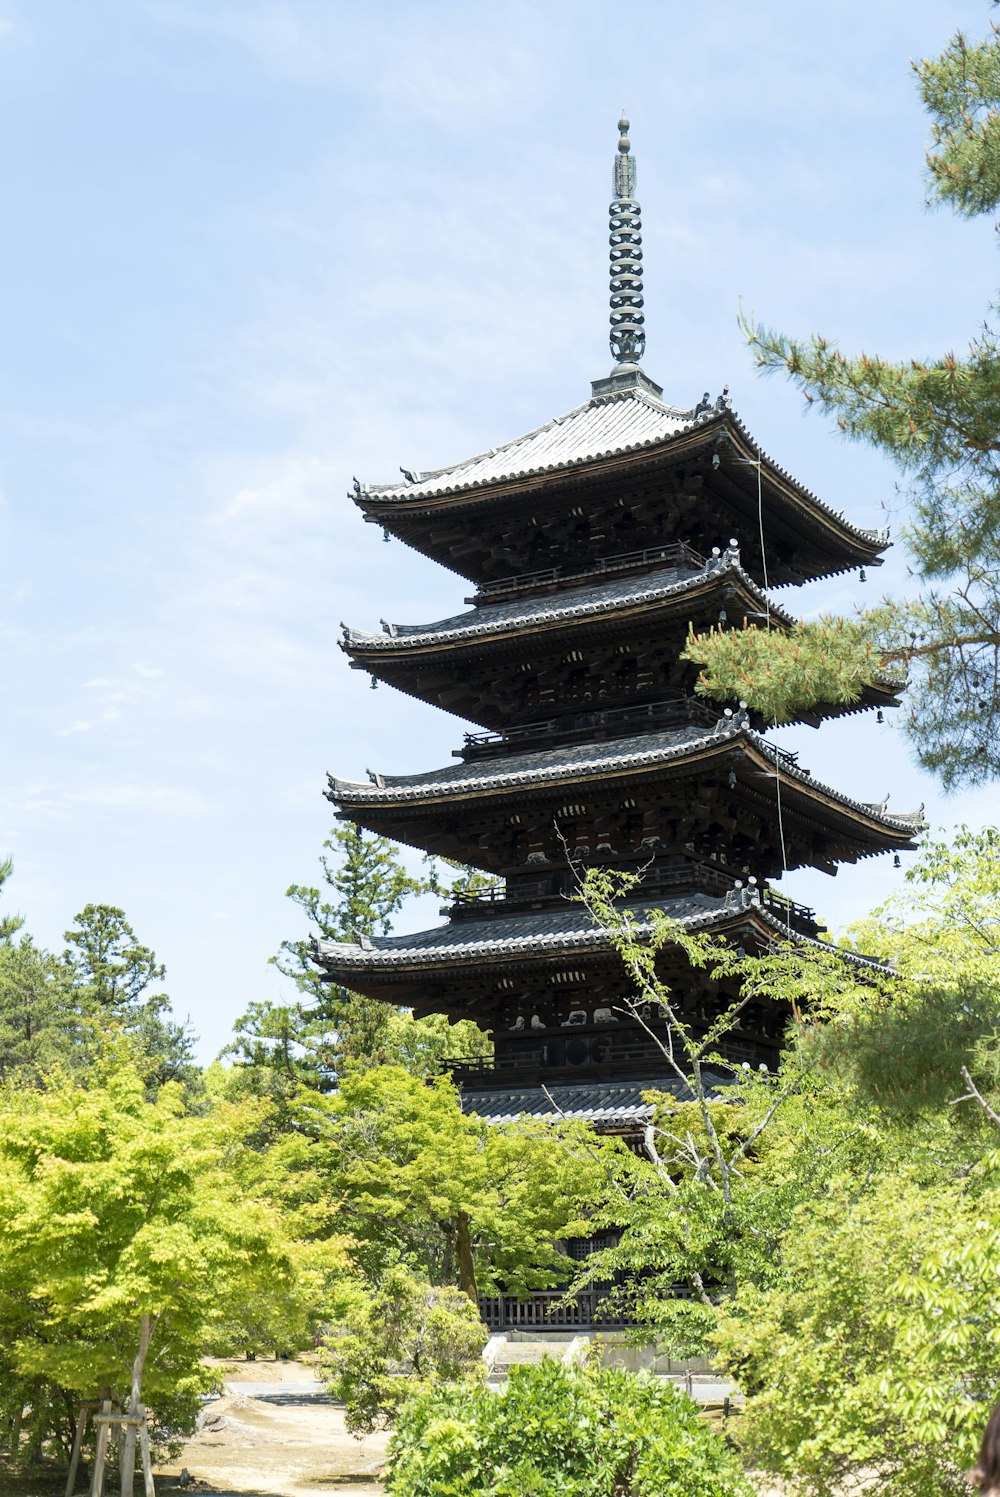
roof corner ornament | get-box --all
[609,113,645,367]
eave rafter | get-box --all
[328,714,922,876]
[314,889,890,1008]
[352,407,887,589]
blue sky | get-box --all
[0,0,997,1061]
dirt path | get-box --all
[154,1361,389,1497]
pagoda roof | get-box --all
[313,887,890,978]
[342,550,794,655]
[459,1072,733,1125]
[354,383,888,576]
[364,382,700,503]
[329,713,924,842]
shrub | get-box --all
[386,1357,750,1497]
[320,1264,487,1433]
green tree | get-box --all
[386,1359,751,1497]
[318,1066,611,1303]
[0,856,24,942]
[569,865,896,1350]
[220,998,338,1127]
[0,937,80,1084]
[713,1166,1000,1497]
[322,1264,487,1433]
[682,18,1000,788]
[0,1059,315,1477]
[802,825,1000,1118]
[63,904,195,1087]
[272,824,491,1078]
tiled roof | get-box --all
[364,385,698,501]
[460,1072,734,1125]
[312,888,892,974]
[315,892,735,968]
[355,382,887,554]
[332,720,722,799]
[342,551,794,652]
[329,714,925,836]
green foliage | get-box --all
[321,1066,610,1300]
[0,855,24,942]
[806,826,1000,1116]
[0,937,81,1084]
[63,903,196,1088]
[0,1060,313,1460]
[713,1169,1000,1497]
[573,866,902,1351]
[680,19,1000,786]
[682,617,888,724]
[578,1064,888,1355]
[272,824,493,1078]
[220,998,338,1126]
[321,1264,487,1433]
[386,1359,751,1497]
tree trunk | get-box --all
[455,1211,478,1305]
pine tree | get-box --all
[63,904,195,1087]
[269,825,492,1080]
[684,19,1000,789]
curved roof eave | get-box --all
[339,553,794,654]
[328,713,925,839]
[351,391,888,558]
[313,888,892,976]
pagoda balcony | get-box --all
[445,1024,780,1089]
[458,696,721,761]
[468,540,706,605]
[446,860,819,936]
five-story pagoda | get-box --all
[316,118,920,1127]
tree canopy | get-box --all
[683,18,1000,788]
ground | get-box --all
[153,1360,389,1497]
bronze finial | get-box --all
[609,112,644,366]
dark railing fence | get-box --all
[471,541,707,603]
[446,859,817,933]
[480,1284,695,1332]
[479,1288,631,1332]
[460,696,720,761]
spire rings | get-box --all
[609,198,645,364]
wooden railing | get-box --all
[459,697,720,761]
[479,1284,695,1332]
[470,541,706,603]
[479,1289,631,1331]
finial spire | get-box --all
[609,112,645,366]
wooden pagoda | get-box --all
[316,117,921,1130]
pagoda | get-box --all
[316,118,920,1129]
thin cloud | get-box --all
[67,784,213,817]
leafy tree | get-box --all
[0,1059,314,1472]
[803,825,1000,1117]
[386,1359,751,1497]
[318,1066,611,1302]
[63,904,195,1087]
[713,1165,1000,1497]
[272,823,491,1078]
[682,18,1000,788]
[0,856,24,942]
[0,937,80,1084]
[568,865,897,1349]
[321,1264,487,1433]
[578,1066,888,1355]
[220,999,338,1129]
